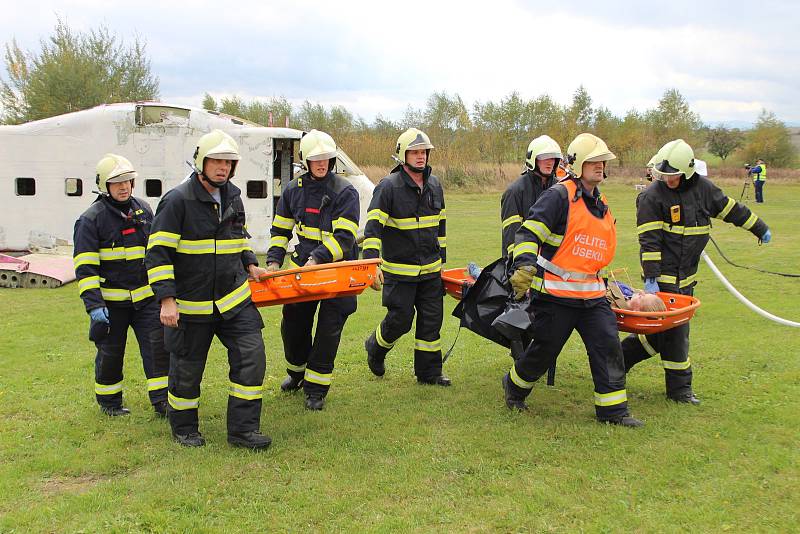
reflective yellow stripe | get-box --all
[367,209,388,225]
[510,364,534,389]
[323,234,344,261]
[656,273,696,288]
[716,197,736,219]
[333,217,359,238]
[95,381,123,395]
[286,362,306,373]
[438,236,447,248]
[363,237,381,251]
[176,299,214,315]
[168,391,199,410]
[73,252,100,268]
[176,239,216,254]
[147,376,168,391]
[641,251,661,261]
[385,215,439,230]
[638,334,660,358]
[439,208,446,220]
[375,325,394,349]
[637,221,663,234]
[78,276,101,295]
[679,273,697,288]
[513,242,539,257]
[381,258,443,277]
[656,274,677,284]
[297,225,323,241]
[148,265,175,283]
[662,358,691,370]
[269,235,289,250]
[101,287,132,301]
[272,215,295,230]
[414,338,441,352]
[502,215,523,229]
[304,369,332,386]
[662,223,710,236]
[99,246,146,261]
[215,280,251,314]
[742,213,758,230]
[131,285,154,302]
[594,389,627,406]
[229,381,264,401]
[506,243,515,254]
[147,231,180,250]
[216,238,249,254]
[523,219,551,243]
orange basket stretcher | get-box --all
[250,258,381,307]
[441,268,701,335]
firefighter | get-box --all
[503,133,643,427]
[73,154,169,417]
[266,130,360,411]
[362,128,450,386]
[501,135,562,258]
[622,139,771,404]
[145,129,271,449]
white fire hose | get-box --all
[701,251,800,328]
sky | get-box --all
[1,0,798,126]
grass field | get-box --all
[1,183,798,532]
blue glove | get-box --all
[89,307,110,323]
[761,229,771,244]
[644,278,660,294]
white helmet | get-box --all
[96,153,137,194]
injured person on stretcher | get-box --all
[607,281,667,312]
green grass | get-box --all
[1,183,798,532]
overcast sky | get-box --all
[1,0,798,125]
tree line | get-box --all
[2,21,796,177]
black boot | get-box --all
[305,394,325,411]
[365,333,385,377]
[227,430,272,450]
[100,405,131,417]
[417,374,452,387]
[502,374,528,411]
[280,375,304,392]
[173,431,205,447]
[602,415,644,428]
[153,400,168,418]
[668,391,701,405]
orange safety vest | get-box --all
[541,180,616,299]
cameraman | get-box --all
[747,159,767,203]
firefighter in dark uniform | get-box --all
[73,154,169,417]
[145,129,271,449]
[362,128,450,386]
[622,139,771,404]
[503,133,643,427]
[265,130,360,411]
[501,135,562,258]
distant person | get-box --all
[748,159,767,203]
[500,135,562,258]
[73,154,169,417]
[265,130,360,411]
[623,140,771,405]
[503,133,643,427]
[145,129,271,449]
[362,128,450,386]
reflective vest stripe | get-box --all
[73,252,100,268]
[363,237,381,252]
[78,276,101,295]
[375,325,394,349]
[641,251,661,261]
[147,376,168,391]
[176,239,216,254]
[510,364,534,390]
[543,279,606,293]
[304,369,332,386]
[168,391,199,410]
[95,381,123,395]
[414,338,442,352]
[215,238,249,254]
[130,285,155,302]
[333,217,359,238]
[637,221,662,234]
[594,389,627,406]
[716,197,736,219]
[638,334,660,357]
[385,215,440,230]
[742,213,758,230]
[147,231,180,249]
[662,358,691,370]
[99,246,145,261]
[522,219,564,246]
[286,362,306,373]
[147,265,175,283]
[323,234,344,261]
[656,273,696,288]
[367,209,389,225]
[176,299,214,315]
[438,236,447,248]
[272,215,295,230]
[229,381,264,401]
[269,235,289,250]
[662,224,710,236]
[215,280,252,314]
[99,285,153,302]
[381,258,442,277]
[514,242,539,257]
[502,214,523,228]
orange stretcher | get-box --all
[250,259,381,307]
[441,268,701,335]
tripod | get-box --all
[739,180,750,201]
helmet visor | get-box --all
[306,151,337,162]
[536,152,562,160]
[106,171,138,183]
[206,151,240,161]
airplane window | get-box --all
[15,177,35,196]
[246,180,268,199]
[145,179,163,197]
[65,178,83,196]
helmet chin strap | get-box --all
[201,173,227,188]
